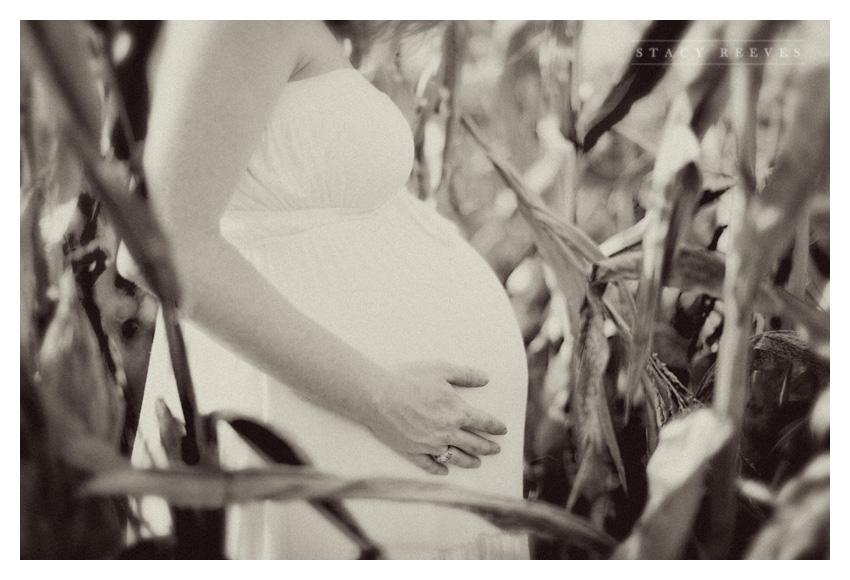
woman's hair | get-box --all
[325,21,443,49]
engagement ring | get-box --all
[433,446,454,464]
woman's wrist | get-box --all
[346,362,394,432]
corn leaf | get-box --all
[580,21,692,152]
[39,273,126,451]
[598,217,648,257]
[212,412,383,558]
[155,399,185,465]
[592,248,829,355]
[745,454,829,559]
[461,114,604,333]
[435,21,467,197]
[612,409,733,559]
[594,246,724,295]
[761,286,829,360]
[21,177,52,368]
[627,107,702,404]
[567,292,628,508]
[83,465,616,552]
[22,20,181,311]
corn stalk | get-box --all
[707,26,828,555]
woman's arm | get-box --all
[141,21,507,474]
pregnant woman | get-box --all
[132,21,528,559]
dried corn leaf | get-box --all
[462,114,605,334]
[84,465,616,552]
[568,293,628,509]
[462,115,604,264]
[612,409,733,559]
[744,65,829,278]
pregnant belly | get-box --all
[218,192,528,497]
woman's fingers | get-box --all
[409,453,448,475]
[436,363,507,435]
[451,429,501,457]
[444,446,481,469]
[462,408,507,435]
[440,363,489,388]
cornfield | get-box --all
[20,20,829,559]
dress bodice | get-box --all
[228,68,415,213]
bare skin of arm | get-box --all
[139,21,506,474]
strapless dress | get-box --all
[134,67,529,559]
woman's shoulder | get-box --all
[160,21,351,86]
[169,21,311,52]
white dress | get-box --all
[135,68,529,559]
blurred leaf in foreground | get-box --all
[746,454,829,559]
[84,465,616,553]
[213,412,383,559]
[613,409,733,559]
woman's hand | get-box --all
[364,361,508,475]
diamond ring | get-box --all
[433,446,454,465]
